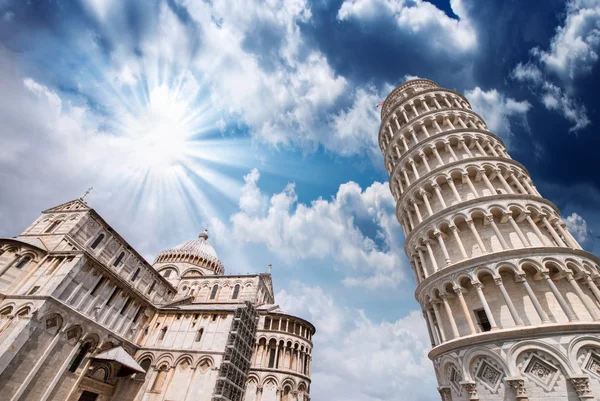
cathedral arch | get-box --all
[65,324,83,344]
[473,266,499,281]
[518,259,545,274]
[154,353,174,369]
[197,356,213,373]
[175,354,194,366]
[261,375,279,387]
[0,305,13,317]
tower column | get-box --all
[542,272,577,321]
[495,278,523,326]
[440,294,459,339]
[450,225,468,260]
[454,287,476,334]
[517,274,551,323]
[473,282,498,330]
[565,273,600,321]
[467,219,488,254]
[431,302,447,343]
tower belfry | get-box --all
[378,79,600,400]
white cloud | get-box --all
[510,0,598,131]
[337,0,477,53]
[464,87,531,145]
[512,63,590,131]
[328,85,389,157]
[224,169,407,289]
[276,283,437,401]
[564,212,594,249]
[532,0,600,82]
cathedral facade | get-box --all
[378,79,600,400]
[0,198,313,401]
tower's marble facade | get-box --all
[378,79,600,400]
[0,198,313,401]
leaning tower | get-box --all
[378,79,600,400]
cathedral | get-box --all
[378,78,600,400]
[0,198,313,401]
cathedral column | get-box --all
[542,272,578,321]
[38,338,84,401]
[66,265,95,304]
[393,115,401,130]
[440,294,459,339]
[9,325,65,401]
[409,159,420,179]
[494,278,523,326]
[473,282,498,330]
[454,287,476,334]
[565,273,600,321]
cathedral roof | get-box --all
[174,230,219,261]
[153,229,224,275]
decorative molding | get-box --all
[568,375,594,400]
[459,381,478,401]
[505,377,528,400]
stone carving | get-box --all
[476,360,502,390]
[505,378,528,400]
[568,376,594,399]
[449,365,463,395]
[584,352,600,377]
[438,386,452,401]
[459,381,479,401]
[524,355,558,388]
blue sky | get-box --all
[1,0,600,399]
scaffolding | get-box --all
[212,302,258,401]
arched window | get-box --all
[44,220,62,233]
[268,346,276,368]
[90,234,104,249]
[195,328,204,342]
[159,326,168,340]
[15,256,32,269]
[135,358,152,380]
[147,281,156,294]
[232,284,240,300]
[152,365,169,391]
[113,252,125,267]
[282,386,292,401]
[209,285,219,300]
[68,341,92,372]
[0,306,12,317]
[131,268,140,282]
[163,269,172,278]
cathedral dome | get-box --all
[153,229,224,275]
